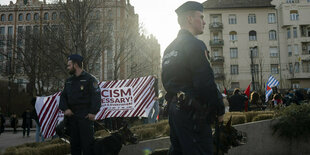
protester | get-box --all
[22,109,32,137]
[0,108,5,135]
[229,88,248,112]
[10,114,18,133]
[31,97,44,142]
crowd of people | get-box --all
[221,88,310,112]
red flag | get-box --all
[224,87,227,95]
[244,83,251,112]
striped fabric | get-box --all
[35,76,155,138]
[265,75,279,102]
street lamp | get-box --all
[250,46,258,91]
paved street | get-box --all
[0,128,36,154]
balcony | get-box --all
[209,39,224,47]
[211,56,224,63]
[209,22,223,30]
[214,72,225,80]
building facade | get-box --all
[0,0,161,93]
[201,0,310,92]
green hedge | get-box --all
[272,104,310,141]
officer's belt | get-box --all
[70,104,90,112]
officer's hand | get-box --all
[218,115,224,123]
[64,109,74,116]
[85,113,96,121]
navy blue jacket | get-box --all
[59,71,101,115]
[162,29,224,116]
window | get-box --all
[251,64,259,74]
[249,30,257,41]
[52,12,57,20]
[294,62,300,73]
[289,63,293,73]
[228,14,237,24]
[270,47,278,57]
[8,14,13,21]
[60,12,65,19]
[269,30,277,40]
[288,45,292,56]
[231,82,240,89]
[302,61,310,72]
[34,13,39,20]
[268,13,276,23]
[250,47,259,57]
[26,26,31,33]
[17,26,23,33]
[287,28,291,39]
[18,13,23,21]
[26,13,31,21]
[248,14,256,24]
[0,27,4,35]
[1,14,5,21]
[294,44,299,55]
[290,10,299,21]
[230,48,238,58]
[292,82,300,89]
[33,25,39,34]
[293,27,297,38]
[287,0,299,3]
[8,26,13,35]
[271,64,279,74]
[44,12,49,20]
[229,31,237,41]
[231,65,239,74]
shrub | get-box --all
[272,104,310,141]
[231,115,246,125]
[252,114,274,121]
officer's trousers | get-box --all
[168,101,213,155]
[67,110,94,155]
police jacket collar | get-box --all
[178,29,195,38]
[73,70,86,78]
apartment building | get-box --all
[201,0,310,91]
[0,0,160,92]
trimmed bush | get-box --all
[272,104,310,141]
[4,139,69,155]
[252,114,274,121]
[231,115,246,125]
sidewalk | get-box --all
[0,129,36,154]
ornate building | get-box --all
[0,0,161,93]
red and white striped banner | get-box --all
[35,76,156,138]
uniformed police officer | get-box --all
[59,54,101,155]
[162,1,225,155]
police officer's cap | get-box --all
[175,1,204,15]
[68,54,83,63]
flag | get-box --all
[244,83,251,112]
[35,76,156,138]
[224,87,227,95]
[265,75,279,102]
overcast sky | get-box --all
[0,0,207,55]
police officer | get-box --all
[59,54,101,155]
[162,1,225,154]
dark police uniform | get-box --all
[162,2,225,155]
[59,55,101,155]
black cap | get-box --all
[175,1,204,15]
[68,54,83,63]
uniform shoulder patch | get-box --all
[163,50,179,65]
